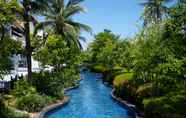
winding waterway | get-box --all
[45,70,135,118]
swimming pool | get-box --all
[45,71,135,118]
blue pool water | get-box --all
[45,71,135,118]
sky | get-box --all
[73,0,144,48]
[32,0,175,49]
[37,0,144,49]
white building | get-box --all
[1,21,41,82]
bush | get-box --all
[0,106,30,118]
[114,79,137,103]
[32,71,67,98]
[90,64,108,73]
[16,94,52,112]
[46,82,64,99]
[32,67,80,98]
[136,83,153,98]
[143,94,186,118]
[11,79,36,97]
[90,64,128,85]
[113,73,133,86]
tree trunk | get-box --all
[23,2,32,84]
[0,25,5,41]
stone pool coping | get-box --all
[64,78,83,92]
[38,97,69,118]
[38,77,83,118]
[110,89,144,118]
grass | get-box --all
[113,72,133,86]
[91,64,134,86]
[92,64,127,73]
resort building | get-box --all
[1,20,41,82]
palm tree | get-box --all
[15,0,48,83]
[141,0,172,25]
[34,0,92,49]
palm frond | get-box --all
[31,0,49,14]
[52,0,64,13]
[67,21,92,34]
[64,23,78,39]
[140,0,155,6]
[42,13,56,20]
[65,5,85,18]
[66,0,84,8]
[76,38,83,50]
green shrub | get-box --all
[134,83,153,107]
[32,72,66,98]
[102,71,114,84]
[16,94,52,112]
[0,95,5,107]
[114,79,137,103]
[136,83,153,98]
[143,94,186,118]
[46,82,64,99]
[0,106,30,118]
[113,73,133,86]
[90,65,128,85]
[11,79,36,97]
[58,68,80,88]
[91,64,108,73]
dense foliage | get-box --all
[0,0,19,40]
[34,34,83,70]
[0,0,22,79]
[1,0,186,117]
[0,107,30,118]
[87,1,186,117]
[0,0,87,116]
[16,94,52,112]
[32,68,79,98]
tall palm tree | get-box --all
[34,0,92,49]
[16,0,48,83]
[141,0,172,25]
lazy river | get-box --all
[45,70,135,118]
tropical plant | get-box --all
[13,0,49,83]
[0,106,30,118]
[141,0,171,25]
[34,34,83,70]
[34,34,69,69]
[32,71,65,98]
[88,30,119,66]
[143,94,186,118]
[16,94,52,112]
[85,1,186,117]
[0,36,22,79]
[11,79,37,97]
[34,0,92,50]
[0,0,23,79]
[0,0,19,40]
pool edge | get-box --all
[110,89,144,118]
[39,97,69,118]
[39,77,83,118]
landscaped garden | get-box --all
[0,0,88,117]
[86,3,186,116]
[0,0,186,118]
